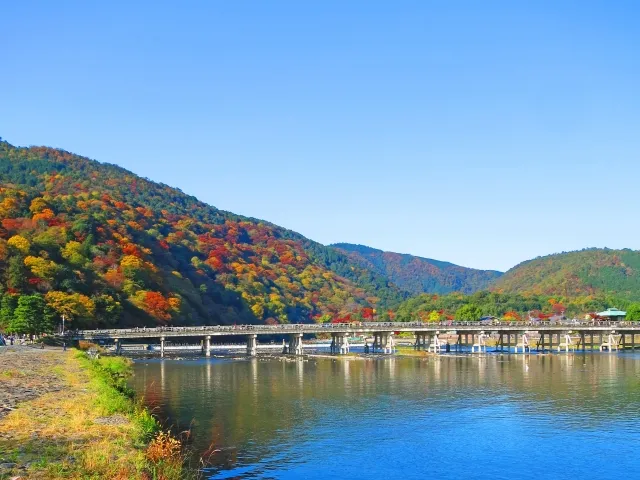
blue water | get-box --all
[130,353,640,479]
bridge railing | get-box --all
[65,319,638,338]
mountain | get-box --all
[331,243,503,295]
[0,140,404,330]
[492,248,640,299]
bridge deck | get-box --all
[68,321,640,340]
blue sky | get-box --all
[2,1,639,271]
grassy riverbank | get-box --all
[0,348,196,479]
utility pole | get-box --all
[62,314,65,336]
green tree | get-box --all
[12,295,46,335]
[0,294,18,330]
[455,303,482,321]
[93,294,123,327]
[625,303,640,321]
[6,255,27,290]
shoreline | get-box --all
[0,346,196,480]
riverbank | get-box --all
[0,347,196,479]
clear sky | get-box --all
[2,1,639,271]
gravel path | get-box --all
[0,347,65,420]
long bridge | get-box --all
[67,321,640,356]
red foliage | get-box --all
[143,291,171,322]
[361,307,375,320]
[332,314,353,324]
[122,243,141,257]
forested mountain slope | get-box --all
[0,140,403,331]
[492,248,640,299]
[332,243,503,295]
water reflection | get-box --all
[131,353,640,479]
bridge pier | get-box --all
[330,333,350,354]
[246,334,257,356]
[373,333,381,353]
[160,336,165,357]
[514,333,529,353]
[204,336,211,357]
[381,333,394,354]
[427,334,441,354]
[114,338,121,355]
[414,332,427,350]
[471,333,486,353]
[288,333,303,355]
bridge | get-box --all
[67,321,640,356]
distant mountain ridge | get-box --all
[331,243,503,295]
[492,248,640,299]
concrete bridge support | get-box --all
[372,333,381,352]
[372,332,394,354]
[204,336,211,357]
[246,334,257,356]
[114,338,121,355]
[414,332,427,350]
[427,334,442,354]
[383,333,394,354]
[330,333,350,354]
[514,333,529,353]
[471,333,486,353]
[288,333,303,355]
[557,333,575,352]
[160,336,165,357]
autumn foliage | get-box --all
[0,140,391,330]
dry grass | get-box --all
[0,350,195,480]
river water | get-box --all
[130,352,640,479]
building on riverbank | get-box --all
[597,307,626,321]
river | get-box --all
[130,352,640,479]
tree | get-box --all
[626,303,640,322]
[24,256,59,282]
[45,291,96,326]
[455,304,482,321]
[93,294,123,326]
[12,295,46,335]
[6,255,27,290]
[7,235,30,254]
[0,294,17,330]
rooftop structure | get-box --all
[597,308,626,319]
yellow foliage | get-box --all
[120,255,144,270]
[62,240,82,258]
[0,197,19,216]
[45,291,96,318]
[168,297,181,311]
[24,256,59,279]
[251,302,264,319]
[29,197,48,214]
[62,240,86,266]
[7,235,30,254]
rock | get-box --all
[0,462,17,469]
